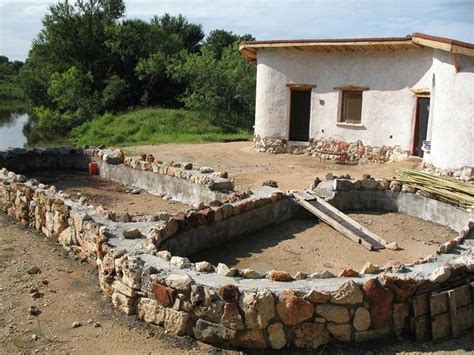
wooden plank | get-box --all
[414,315,431,341]
[453,284,471,308]
[430,292,449,317]
[293,192,387,250]
[458,304,474,331]
[295,190,316,201]
[431,313,451,341]
[448,290,459,338]
[286,83,317,90]
[413,294,430,317]
[305,191,389,247]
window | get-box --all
[340,90,363,123]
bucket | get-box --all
[88,162,99,176]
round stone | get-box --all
[353,306,371,331]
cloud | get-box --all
[1,0,473,61]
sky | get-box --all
[1,0,473,61]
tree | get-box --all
[18,0,126,107]
[168,41,256,131]
[152,14,204,53]
[48,66,96,113]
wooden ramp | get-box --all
[293,191,388,251]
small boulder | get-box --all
[338,268,359,277]
[216,263,237,277]
[353,307,371,331]
[310,270,335,279]
[267,270,293,282]
[276,291,314,325]
[195,261,212,272]
[218,284,240,303]
[386,242,400,251]
[360,262,380,274]
[240,268,262,279]
[170,256,191,269]
[123,228,141,239]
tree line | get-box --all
[11,0,256,135]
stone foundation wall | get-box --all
[422,162,474,183]
[254,135,410,163]
[0,147,235,206]
[1,160,473,348]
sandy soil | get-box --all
[28,170,188,216]
[189,211,457,275]
[0,214,215,355]
[1,213,473,354]
[125,141,423,191]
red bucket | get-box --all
[88,162,99,176]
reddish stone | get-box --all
[338,268,359,277]
[152,281,176,307]
[25,187,34,199]
[276,291,314,325]
[209,200,223,207]
[271,192,284,200]
[186,211,207,227]
[268,270,293,282]
[232,329,267,348]
[254,197,272,208]
[362,279,393,328]
[383,276,417,302]
[238,200,255,213]
[172,213,190,232]
[201,208,215,224]
[393,302,409,336]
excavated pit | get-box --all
[28,170,188,216]
[189,210,457,275]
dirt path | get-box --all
[125,142,422,191]
[0,214,215,355]
[190,212,456,275]
[1,213,473,354]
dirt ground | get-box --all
[2,142,472,353]
[1,213,473,354]
[190,211,457,275]
[28,170,188,216]
[125,141,423,191]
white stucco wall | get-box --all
[426,50,474,170]
[255,48,434,149]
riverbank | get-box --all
[0,108,252,149]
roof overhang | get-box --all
[239,33,474,63]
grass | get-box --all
[70,107,252,146]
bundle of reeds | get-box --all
[396,169,474,209]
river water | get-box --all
[0,113,30,150]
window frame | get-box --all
[335,85,369,125]
[340,90,363,124]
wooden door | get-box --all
[414,97,430,157]
[289,90,311,142]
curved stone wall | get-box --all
[1,149,473,349]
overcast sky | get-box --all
[1,0,473,61]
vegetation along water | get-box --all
[0,0,256,148]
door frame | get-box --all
[286,83,316,142]
[412,93,430,156]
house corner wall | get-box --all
[427,50,474,170]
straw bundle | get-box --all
[396,169,474,209]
